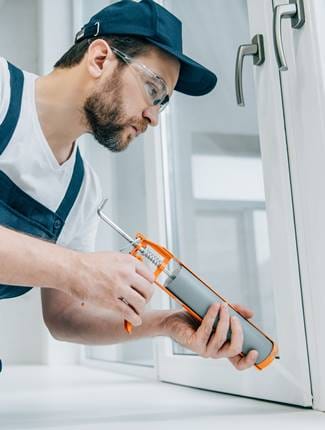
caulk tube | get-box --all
[161,261,277,370]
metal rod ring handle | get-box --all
[97,198,136,245]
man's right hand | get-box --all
[0,226,154,326]
[67,251,155,327]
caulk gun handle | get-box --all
[124,320,133,334]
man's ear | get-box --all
[86,39,114,78]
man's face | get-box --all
[83,46,180,152]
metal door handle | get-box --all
[235,34,265,107]
[273,0,305,71]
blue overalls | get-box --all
[0,62,85,371]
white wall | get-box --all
[0,0,80,365]
[0,0,48,365]
[0,0,39,70]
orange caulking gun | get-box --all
[98,199,278,370]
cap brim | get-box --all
[146,38,217,96]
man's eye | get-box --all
[145,82,159,99]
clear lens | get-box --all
[159,95,170,112]
[139,70,167,110]
[112,47,170,112]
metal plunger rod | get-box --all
[97,199,136,245]
[97,199,174,278]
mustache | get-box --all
[128,118,149,135]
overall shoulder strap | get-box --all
[56,147,85,222]
[0,62,24,154]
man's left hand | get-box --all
[163,302,259,371]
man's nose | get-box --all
[142,105,159,127]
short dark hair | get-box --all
[54,34,152,69]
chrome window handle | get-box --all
[273,0,305,71]
[235,34,265,107]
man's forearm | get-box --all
[49,301,176,345]
[0,226,77,291]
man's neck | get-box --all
[34,67,90,165]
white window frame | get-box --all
[272,0,325,411]
[74,0,319,409]
[153,0,312,407]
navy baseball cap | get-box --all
[74,0,217,96]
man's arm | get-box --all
[41,287,171,344]
[42,288,258,370]
[0,225,154,326]
[0,225,77,289]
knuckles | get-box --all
[146,284,154,301]
[227,345,242,357]
[199,348,209,359]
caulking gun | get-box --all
[98,199,278,370]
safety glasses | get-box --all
[111,47,170,112]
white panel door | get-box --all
[154,0,312,406]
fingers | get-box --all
[195,302,221,346]
[227,315,244,354]
[209,314,257,369]
[231,303,254,319]
[122,280,151,316]
[120,270,154,321]
[228,350,259,371]
[134,258,155,283]
[213,315,244,358]
[115,257,155,326]
[194,303,255,370]
[116,299,142,327]
[118,264,154,324]
[173,301,258,371]
[130,273,154,302]
[206,303,231,356]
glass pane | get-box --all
[163,0,278,355]
[191,135,265,201]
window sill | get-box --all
[1,365,324,429]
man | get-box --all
[0,0,258,370]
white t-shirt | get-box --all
[0,58,102,251]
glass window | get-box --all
[163,0,277,356]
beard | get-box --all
[83,69,147,153]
